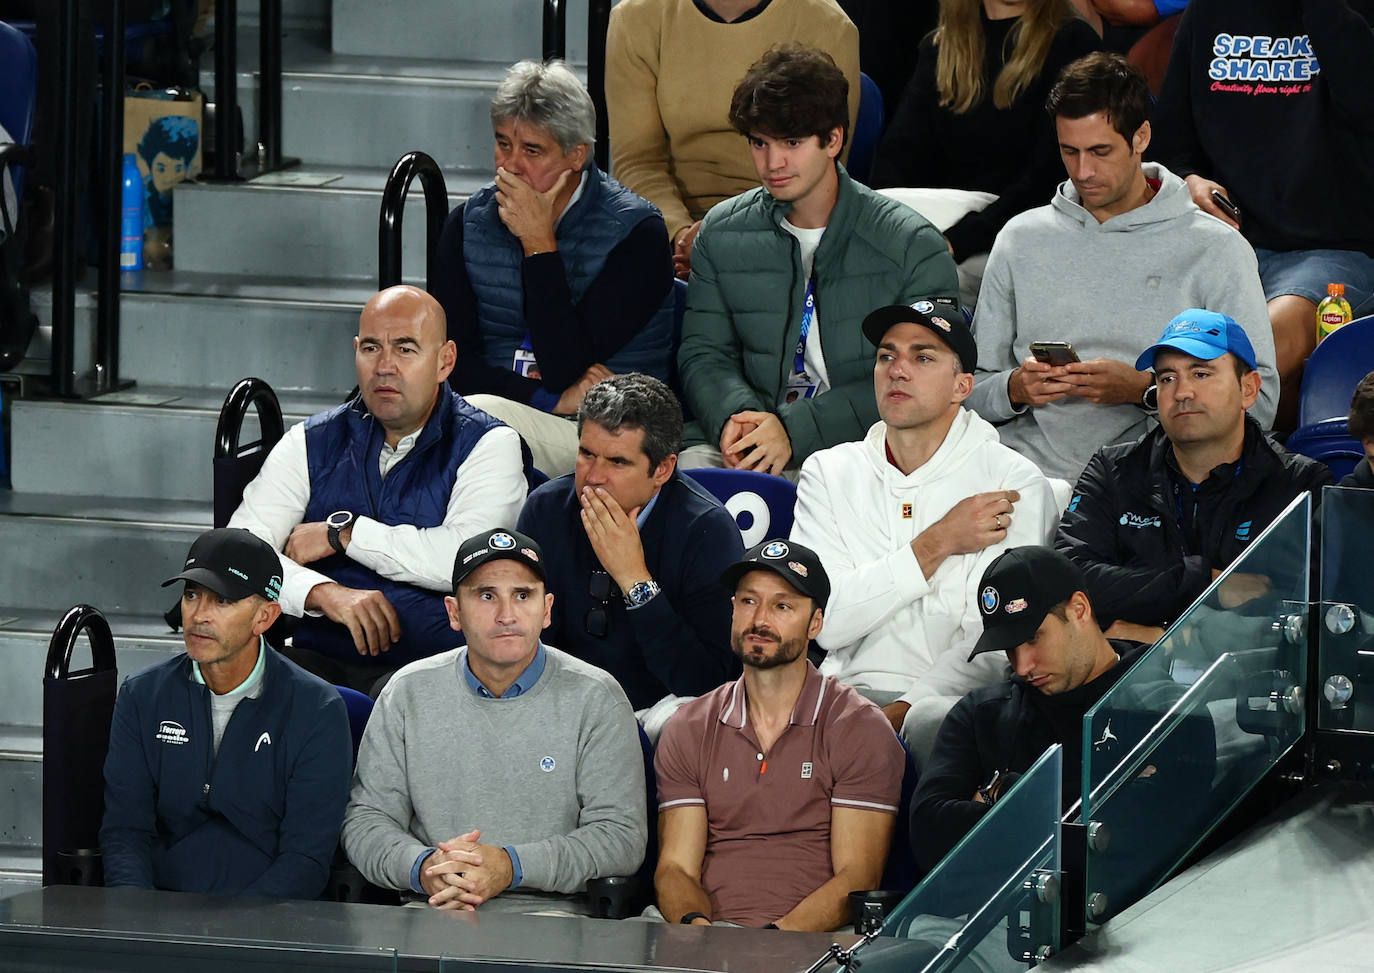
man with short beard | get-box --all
[651,539,904,930]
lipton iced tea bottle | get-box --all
[1317,283,1353,343]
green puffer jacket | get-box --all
[678,165,959,464]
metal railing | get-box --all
[378,151,449,291]
[541,0,613,170]
[213,376,284,527]
[210,0,296,180]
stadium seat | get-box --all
[335,686,375,764]
[587,723,658,918]
[684,468,797,547]
[848,72,885,186]
[0,19,38,372]
[1286,314,1374,476]
[1297,313,1374,428]
[1284,416,1363,481]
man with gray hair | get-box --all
[517,373,744,712]
[434,59,677,477]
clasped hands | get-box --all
[421,829,515,911]
[719,410,792,477]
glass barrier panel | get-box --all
[1317,486,1374,733]
[1080,494,1310,926]
[867,746,1062,973]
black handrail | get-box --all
[214,376,284,528]
[542,0,566,61]
[378,151,449,291]
[215,376,284,460]
[50,0,124,397]
[45,605,117,680]
[211,0,295,180]
[587,0,612,171]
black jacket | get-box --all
[911,642,1216,910]
[1340,457,1373,488]
[1055,418,1333,628]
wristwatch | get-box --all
[326,510,355,556]
[1139,383,1159,413]
[623,579,661,609]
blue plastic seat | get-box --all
[847,72,885,187]
[0,19,38,208]
[1286,314,1374,477]
[335,685,375,764]
[683,467,797,547]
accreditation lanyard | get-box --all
[512,332,541,379]
[785,274,820,401]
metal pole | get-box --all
[588,0,611,171]
[50,0,81,396]
[542,0,566,61]
[213,0,240,179]
[259,0,283,172]
[96,0,127,391]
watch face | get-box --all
[327,510,353,529]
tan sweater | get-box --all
[606,0,860,241]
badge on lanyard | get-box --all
[782,276,819,405]
[512,333,541,380]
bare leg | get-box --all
[1268,294,1318,434]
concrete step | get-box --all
[0,609,182,730]
[0,493,211,615]
[172,169,484,281]
[205,31,520,171]
[331,0,592,68]
[21,274,368,394]
[0,727,41,859]
[8,386,339,501]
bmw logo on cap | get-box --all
[912,300,935,314]
[489,532,516,551]
[762,541,789,559]
[981,586,1000,615]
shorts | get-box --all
[1254,247,1374,317]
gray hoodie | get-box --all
[967,162,1278,482]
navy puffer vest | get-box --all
[295,387,501,665]
[462,162,674,382]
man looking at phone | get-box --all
[968,52,1277,482]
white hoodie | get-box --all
[792,410,1059,705]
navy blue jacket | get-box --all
[295,388,503,664]
[516,471,744,709]
[99,646,353,898]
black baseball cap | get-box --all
[721,538,830,610]
[862,297,976,374]
[161,528,283,602]
[967,546,1085,660]
[452,528,547,590]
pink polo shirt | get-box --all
[655,662,904,926]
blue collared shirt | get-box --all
[409,643,550,894]
[636,489,660,529]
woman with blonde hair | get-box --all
[873,0,1098,305]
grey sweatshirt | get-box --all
[341,645,647,898]
[967,162,1278,482]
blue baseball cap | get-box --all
[1135,309,1258,372]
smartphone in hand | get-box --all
[1210,189,1242,225]
[1029,341,1080,366]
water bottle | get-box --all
[120,154,144,271]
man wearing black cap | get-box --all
[909,545,1141,871]
[100,528,353,898]
[342,528,646,915]
[1056,309,1331,646]
[653,539,905,930]
[792,302,1059,758]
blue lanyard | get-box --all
[793,274,817,377]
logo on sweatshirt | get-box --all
[539,756,556,773]
[1235,521,1252,541]
[156,720,188,746]
[1208,33,1319,95]
[1119,512,1162,530]
[255,732,272,752]
[901,503,913,519]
